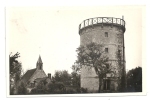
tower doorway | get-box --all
[103,79,110,90]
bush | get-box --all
[30,88,46,94]
[10,87,15,95]
[80,87,88,93]
[46,82,66,94]
[64,87,88,94]
[17,82,27,95]
[30,82,88,94]
[65,89,75,94]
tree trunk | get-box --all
[98,75,102,93]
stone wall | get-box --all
[81,66,99,92]
[79,24,125,92]
[29,69,47,83]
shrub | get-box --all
[17,82,27,95]
[10,87,15,95]
[46,82,66,94]
[80,87,88,93]
[65,88,76,94]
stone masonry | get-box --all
[79,17,126,92]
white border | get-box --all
[1,0,149,99]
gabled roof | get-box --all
[34,77,47,83]
[37,55,43,63]
[21,68,36,83]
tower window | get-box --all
[105,48,108,53]
[105,32,108,37]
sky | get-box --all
[7,6,145,76]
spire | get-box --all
[37,55,43,64]
[36,55,43,70]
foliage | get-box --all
[30,80,47,94]
[36,81,45,90]
[79,87,88,93]
[116,48,126,91]
[47,82,66,93]
[30,81,89,94]
[65,88,76,94]
[9,52,21,76]
[73,42,110,74]
[65,87,88,94]
[72,42,113,92]
[30,82,66,94]
[30,88,45,94]
[53,70,71,85]
[71,71,80,87]
[126,67,142,92]
[10,87,15,95]
[9,52,22,95]
[30,78,87,94]
[17,82,27,95]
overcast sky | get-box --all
[7,6,145,76]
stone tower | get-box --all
[79,17,126,92]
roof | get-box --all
[37,55,43,63]
[34,77,47,83]
[21,68,36,83]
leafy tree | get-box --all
[46,82,65,94]
[9,52,22,94]
[30,81,46,94]
[17,82,27,95]
[53,70,71,85]
[126,67,142,92]
[71,71,80,87]
[72,42,114,92]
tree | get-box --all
[126,67,142,92]
[9,52,22,94]
[116,48,126,91]
[30,81,46,94]
[71,71,80,87]
[53,70,71,85]
[17,82,27,95]
[72,42,113,92]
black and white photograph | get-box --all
[6,5,146,96]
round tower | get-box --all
[79,17,126,92]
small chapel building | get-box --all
[21,55,51,89]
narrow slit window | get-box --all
[105,32,108,37]
[105,48,108,53]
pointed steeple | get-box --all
[36,55,43,70]
[37,55,43,64]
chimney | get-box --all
[48,73,51,79]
